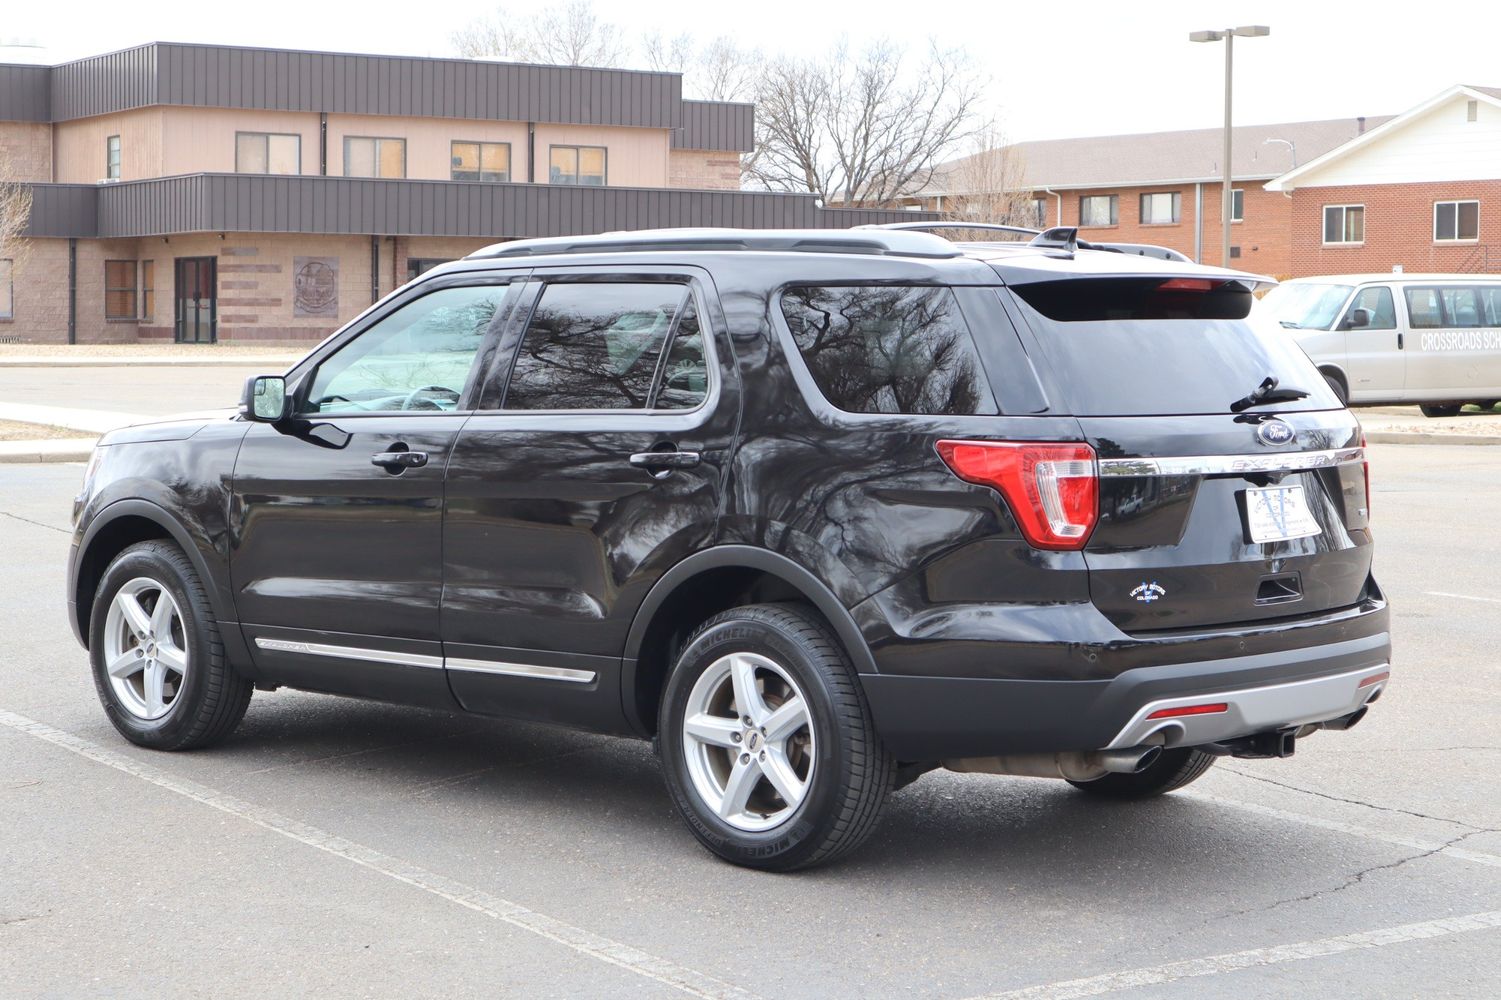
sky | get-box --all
[5,0,1500,143]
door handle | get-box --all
[629,450,701,471]
[1398,333,1404,349]
[371,450,428,470]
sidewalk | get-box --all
[1357,407,1501,446]
[0,402,148,464]
[0,344,300,368]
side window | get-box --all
[504,282,699,410]
[1404,288,1444,329]
[779,285,998,415]
[1349,287,1396,330]
[1480,287,1501,327]
[1439,287,1482,328]
[301,285,506,414]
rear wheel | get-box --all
[1321,371,1348,406]
[89,540,253,750]
[658,603,894,871]
[1419,403,1462,418]
[1066,747,1215,800]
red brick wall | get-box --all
[1052,182,1294,277]
[1289,180,1501,277]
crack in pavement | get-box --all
[0,510,71,535]
[1223,766,1498,833]
[0,913,48,927]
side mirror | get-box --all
[241,375,288,423]
[1341,307,1372,330]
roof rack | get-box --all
[467,227,962,260]
[857,220,1189,262]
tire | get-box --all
[1066,747,1216,800]
[657,603,894,871]
[88,540,252,751]
[1322,371,1348,406]
[1419,403,1462,418]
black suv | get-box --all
[69,227,1390,870]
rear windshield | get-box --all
[1009,278,1342,416]
[1260,282,1354,330]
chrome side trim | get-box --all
[1098,447,1364,478]
[444,657,596,684]
[253,637,444,670]
[1105,663,1390,750]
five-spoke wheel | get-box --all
[102,578,189,720]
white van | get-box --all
[1257,274,1501,417]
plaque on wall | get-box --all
[293,257,339,317]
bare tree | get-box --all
[746,40,984,207]
[452,0,627,66]
[640,32,761,102]
[0,148,32,273]
[940,127,1043,231]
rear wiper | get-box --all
[1230,376,1310,412]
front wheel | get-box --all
[89,540,253,750]
[658,603,894,871]
[1067,747,1215,800]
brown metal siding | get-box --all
[0,64,51,122]
[673,100,755,152]
[22,184,99,237]
[49,45,159,121]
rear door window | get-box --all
[1008,277,1341,416]
[779,285,997,415]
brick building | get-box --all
[1267,86,1501,276]
[0,43,930,345]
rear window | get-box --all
[780,285,997,415]
[1009,278,1342,416]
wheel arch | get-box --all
[1318,364,1350,404]
[621,545,878,738]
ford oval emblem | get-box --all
[1255,419,1296,446]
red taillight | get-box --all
[1147,703,1229,720]
[1358,671,1390,688]
[1360,432,1371,520]
[935,440,1098,550]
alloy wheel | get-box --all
[102,577,189,721]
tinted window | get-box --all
[1009,278,1341,416]
[1404,288,1444,329]
[780,285,996,415]
[505,282,700,410]
[1348,287,1396,330]
[302,285,504,414]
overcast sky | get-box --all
[5,0,1499,142]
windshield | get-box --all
[1261,282,1354,330]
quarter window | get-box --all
[451,141,511,182]
[301,285,506,414]
[549,145,607,186]
[236,132,302,174]
[106,135,121,180]
[105,260,138,319]
[343,137,406,178]
[504,282,704,410]
[1140,192,1181,225]
[779,285,997,416]
[0,259,13,319]
[1323,204,1364,244]
[1079,195,1117,227]
[1434,200,1479,242]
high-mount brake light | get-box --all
[935,440,1099,551]
[1157,278,1216,291]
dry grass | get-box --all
[0,420,90,442]
[0,343,300,357]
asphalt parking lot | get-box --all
[3,442,1499,999]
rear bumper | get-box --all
[861,630,1392,759]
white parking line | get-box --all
[965,910,1501,1000]
[1426,591,1501,605]
[0,709,759,1000]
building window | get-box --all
[1140,192,1181,225]
[0,259,13,319]
[549,145,606,186]
[1434,200,1479,242]
[451,141,511,182]
[344,137,406,178]
[1079,194,1117,227]
[1030,197,1047,227]
[1232,188,1245,222]
[405,258,454,283]
[140,261,155,320]
[1468,99,1479,123]
[106,135,121,180]
[236,132,302,174]
[1323,204,1364,244]
[105,260,138,320]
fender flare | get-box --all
[620,545,879,735]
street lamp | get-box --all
[1190,25,1270,267]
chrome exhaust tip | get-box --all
[1099,745,1163,774]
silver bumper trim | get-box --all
[1098,447,1364,478]
[1105,664,1389,750]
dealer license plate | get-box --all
[1244,485,1321,543]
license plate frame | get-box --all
[1243,485,1321,544]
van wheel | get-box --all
[1476,400,1499,412]
[1419,403,1462,418]
[1066,747,1216,799]
[89,540,253,750]
[1321,372,1348,405]
[658,603,894,871]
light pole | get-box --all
[1190,25,1270,267]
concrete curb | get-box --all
[0,357,299,368]
[1365,431,1501,446]
[0,438,97,463]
